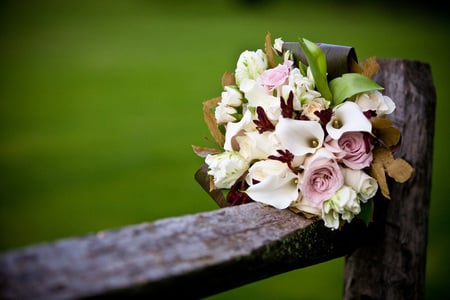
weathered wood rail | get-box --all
[0,59,435,300]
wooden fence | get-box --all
[0,59,436,299]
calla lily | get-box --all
[326,101,372,140]
[245,160,298,209]
[224,110,254,151]
[275,117,324,156]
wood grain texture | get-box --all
[0,202,364,299]
[343,59,435,300]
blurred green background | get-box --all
[1,0,449,299]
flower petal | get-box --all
[276,117,324,156]
[246,173,298,209]
[326,101,372,140]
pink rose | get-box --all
[324,132,373,169]
[257,61,293,92]
[299,149,344,205]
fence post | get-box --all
[343,59,436,299]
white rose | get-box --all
[205,151,249,189]
[322,185,360,230]
[245,160,298,209]
[235,49,268,86]
[355,90,396,116]
[215,102,237,124]
[221,86,243,107]
[343,168,378,202]
[235,131,281,161]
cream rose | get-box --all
[301,97,330,121]
[235,49,268,85]
[343,168,378,202]
[355,90,396,116]
[322,185,360,230]
[205,151,249,189]
[235,131,281,161]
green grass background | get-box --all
[1,0,449,299]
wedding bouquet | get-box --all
[193,33,413,230]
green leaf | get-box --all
[298,38,333,101]
[358,199,374,226]
[329,73,384,104]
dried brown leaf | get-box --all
[209,175,217,192]
[350,58,363,73]
[371,117,393,129]
[386,158,414,183]
[265,32,277,68]
[361,56,379,78]
[192,145,221,158]
[203,97,225,147]
[377,127,401,148]
[370,161,390,199]
[373,147,394,166]
[222,72,236,87]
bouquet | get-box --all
[193,33,413,230]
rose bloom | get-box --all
[215,102,238,124]
[324,131,374,169]
[205,151,249,189]
[322,185,359,230]
[235,49,268,85]
[301,97,330,121]
[299,148,344,205]
[343,168,378,201]
[257,60,293,93]
[221,86,243,107]
[235,131,281,161]
[355,90,396,116]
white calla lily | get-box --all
[326,101,372,140]
[245,160,298,209]
[275,117,324,156]
[224,110,254,151]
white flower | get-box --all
[221,86,243,107]
[239,79,281,121]
[236,131,281,161]
[275,117,324,156]
[205,151,249,189]
[322,185,360,230]
[235,49,268,86]
[326,101,372,140]
[273,37,284,54]
[343,168,378,202]
[355,90,396,116]
[301,97,330,121]
[245,160,298,209]
[215,102,238,124]
[288,67,322,105]
[224,110,255,151]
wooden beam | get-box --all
[343,59,435,299]
[0,203,364,299]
